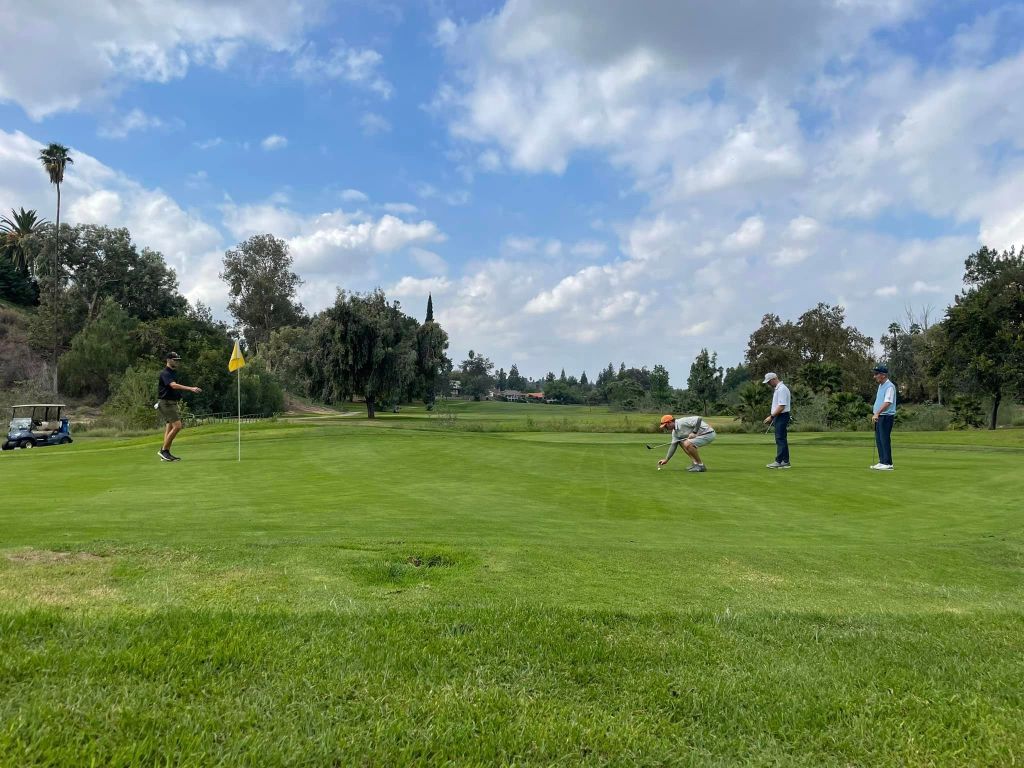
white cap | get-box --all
[762,372,778,384]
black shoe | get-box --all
[168,452,182,462]
[158,449,173,462]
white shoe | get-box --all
[877,464,894,471]
[869,463,883,470]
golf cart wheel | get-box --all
[58,437,71,445]
[1,442,10,451]
[20,440,34,449]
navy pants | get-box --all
[875,414,895,465]
[774,412,790,464]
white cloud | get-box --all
[874,286,899,298]
[435,18,459,47]
[786,216,820,241]
[340,189,369,203]
[383,202,418,215]
[222,201,445,279]
[414,182,471,206]
[0,0,310,119]
[194,137,224,150]
[478,150,502,171]
[409,247,448,275]
[722,216,765,251]
[293,43,393,98]
[570,240,607,258]
[260,134,288,151]
[361,112,392,136]
[391,276,452,297]
[910,280,942,294]
[98,108,169,139]
[770,247,809,267]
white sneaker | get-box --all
[869,463,884,470]
[877,464,894,471]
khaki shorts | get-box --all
[157,399,181,424]
[687,431,716,449]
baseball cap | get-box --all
[659,414,674,427]
[762,372,778,384]
[872,364,889,374]
[165,351,182,361]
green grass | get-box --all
[1,413,1022,766]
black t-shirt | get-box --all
[159,367,180,400]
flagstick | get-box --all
[236,366,240,462]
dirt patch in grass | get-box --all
[5,548,106,565]
[0,548,120,609]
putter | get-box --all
[764,418,774,434]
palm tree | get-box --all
[39,143,73,393]
[0,207,48,275]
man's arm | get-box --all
[170,381,202,394]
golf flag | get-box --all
[228,341,246,372]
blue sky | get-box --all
[3,0,1024,384]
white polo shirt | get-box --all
[772,382,791,414]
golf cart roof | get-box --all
[12,404,66,409]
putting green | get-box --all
[1,417,1022,765]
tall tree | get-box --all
[746,304,872,395]
[935,246,1024,429]
[459,350,495,400]
[425,293,434,322]
[307,290,418,418]
[507,363,526,391]
[687,348,723,415]
[39,142,73,393]
[221,234,304,353]
[415,312,450,405]
[650,364,671,404]
[0,207,47,275]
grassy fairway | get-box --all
[1,410,1022,765]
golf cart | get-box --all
[2,404,73,451]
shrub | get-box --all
[948,395,984,430]
[58,299,140,400]
[825,392,871,430]
[104,363,164,430]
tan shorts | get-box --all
[157,399,181,424]
[687,431,716,449]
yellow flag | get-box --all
[228,340,246,372]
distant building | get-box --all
[450,380,462,396]
[485,389,527,402]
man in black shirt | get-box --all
[157,352,202,462]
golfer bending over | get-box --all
[657,414,716,473]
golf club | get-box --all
[645,440,676,450]
[764,418,774,434]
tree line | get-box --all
[2,141,1022,429]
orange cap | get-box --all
[659,414,674,426]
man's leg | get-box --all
[774,413,790,464]
[880,415,894,465]
[682,439,702,465]
[874,420,883,465]
[163,420,182,451]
